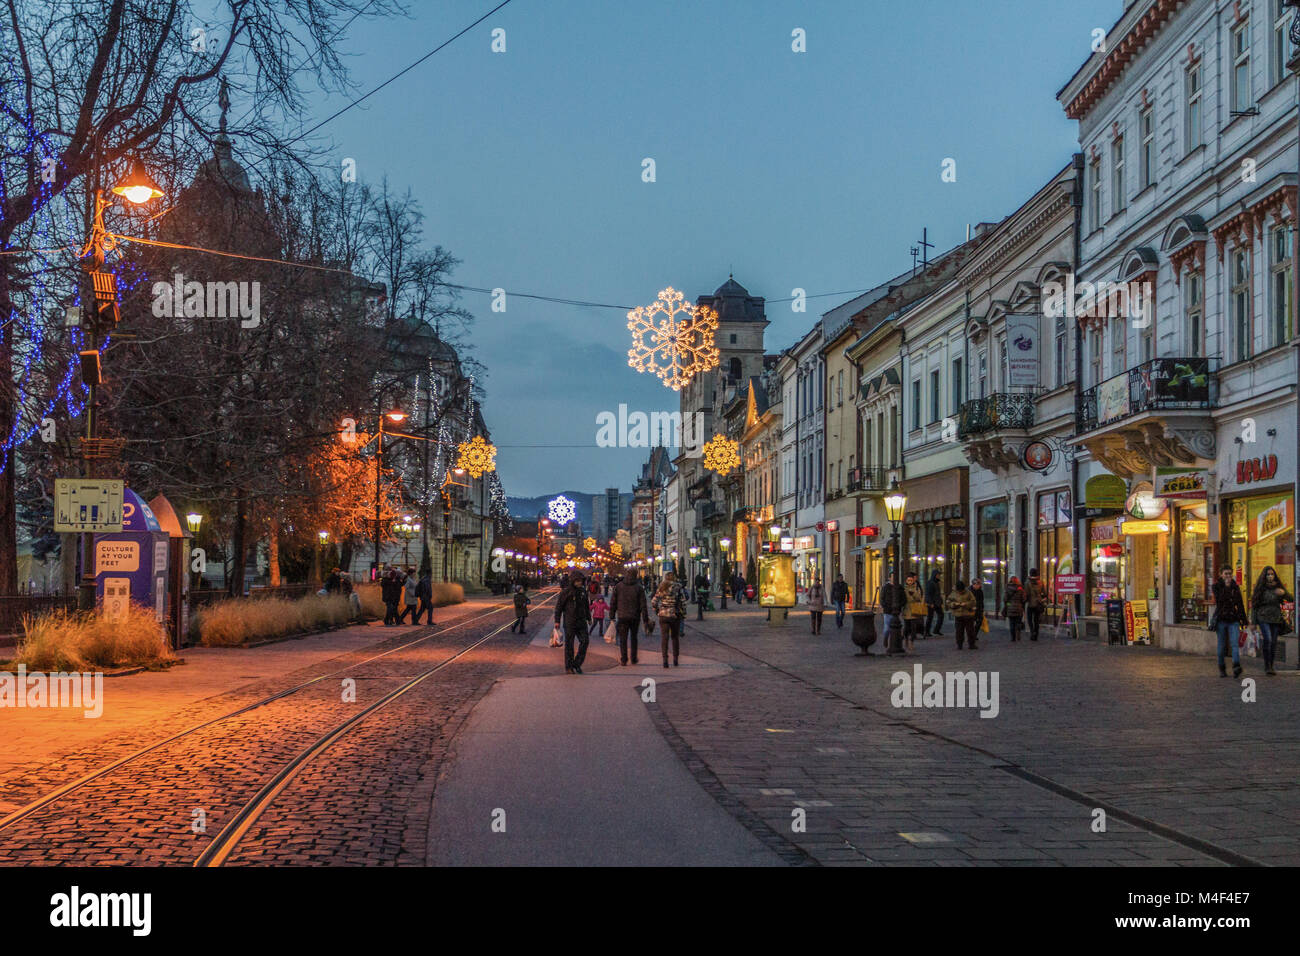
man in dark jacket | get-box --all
[555,570,592,674]
[609,570,652,665]
[380,567,401,625]
[970,577,986,633]
[1212,567,1247,678]
[879,574,907,655]
[415,571,435,625]
[694,571,709,620]
[831,574,850,628]
[511,586,531,634]
[924,569,944,636]
[325,567,341,594]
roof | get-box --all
[697,274,767,324]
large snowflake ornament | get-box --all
[627,287,720,391]
[456,435,497,478]
[548,495,577,525]
[702,434,741,477]
[583,536,597,551]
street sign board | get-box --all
[1054,573,1086,595]
[54,479,124,533]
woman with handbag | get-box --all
[1003,576,1027,642]
[807,580,826,634]
[902,572,926,651]
[1250,566,1291,676]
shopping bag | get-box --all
[549,625,562,648]
[604,629,614,644]
[980,616,990,633]
[909,601,928,618]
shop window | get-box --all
[1088,517,1125,617]
[978,500,1009,613]
[1228,492,1295,619]
[1036,490,1074,620]
[1175,504,1210,623]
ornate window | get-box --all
[1139,105,1155,188]
[1232,16,1252,115]
[1231,247,1252,362]
[1186,64,1202,150]
[1185,270,1204,355]
[1111,131,1126,215]
[1089,154,1103,228]
[1270,223,1293,347]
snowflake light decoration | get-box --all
[564,543,576,556]
[702,434,741,477]
[456,435,497,478]
[583,536,597,551]
[548,495,577,525]
[627,287,720,391]
[611,542,623,557]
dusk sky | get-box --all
[299,0,1121,497]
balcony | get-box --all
[1071,357,1218,479]
[847,467,891,495]
[957,393,1033,439]
[958,393,1034,473]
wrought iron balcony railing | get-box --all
[957,392,1034,439]
[847,466,892,494]
[1076,357,1218,433]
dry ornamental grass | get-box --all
[17,604,175,670]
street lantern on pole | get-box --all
[77,154,164,611]
[719,537,732,609]
[883,479,909,655]
[369,409,407,580]
[186,513,203,590]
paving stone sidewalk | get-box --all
[646,602,1299,865]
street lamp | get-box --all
[316,530,329,586]
[883,479,908,655]
[77,155,164,611]
[368,408,407,581]
[186,513,203,590]
[719,537,732,610]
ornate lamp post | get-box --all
[371,409,407,580]
[883,479,909,655]
[719,536,731,609]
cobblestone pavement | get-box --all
[650,603,1300,866]
[0,594,546,865]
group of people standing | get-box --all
[550,568,690,673]
[871,567,1052,652]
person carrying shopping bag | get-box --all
[1211,567,1246,678]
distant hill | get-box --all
[507,491,598,529]
[506,490,633,532]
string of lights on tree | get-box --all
[0,63,145,475]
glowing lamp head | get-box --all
[720,537,731,548]
[883,480,907,523]
[111,156,164,204]
[317,530,329,542]
[185,513,202,533]
[385,410,408,424]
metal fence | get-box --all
[0,595,77,636]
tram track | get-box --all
[0,593,552,840]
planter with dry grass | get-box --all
[16,603,175,671]
[193,593,354,646]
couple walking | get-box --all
[1211,565,1292,677]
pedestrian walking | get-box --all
[415,570,435,625]
[554,570,592,674]
[610,569,652,665]
[341,573,362,621]
[945,579,979,649]
[733,572,747,606]
[693,570,709,620]
[589,592,609,639]
[1025,569,1047,641]
[1250,566,1291,676]
[1212,567,1246,678]
[653,571,687,668]
[1003,576,1027,642]
[924,569,944,636]
[511,585,531,634]
[902,572,925,651]
[381,567,401,626]
[831,574,850,628]
[970,577,986,636]
[807,580,825,634]
[879,574,907,655]
[397,566,419,624]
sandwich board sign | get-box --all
[54,479,124,533]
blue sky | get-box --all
[299,0,1122,497]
